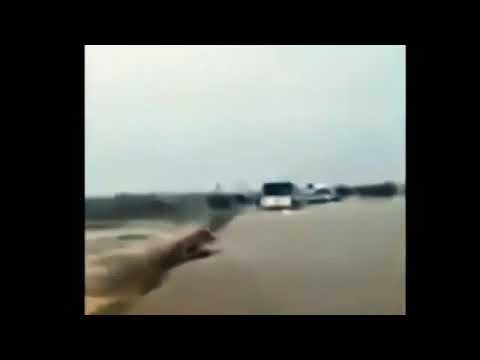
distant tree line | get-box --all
[86,193,208,222]
[85,182,404,223]
[334,181,402,199]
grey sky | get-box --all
[86,45,405,195]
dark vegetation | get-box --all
[85,182,404,224]
[86,193,209,222]
[333,181,401,200]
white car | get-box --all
[304,183,340,203]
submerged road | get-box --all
[123,198,405,315]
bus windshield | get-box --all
[263,183,293,196]
[314,188,331,195]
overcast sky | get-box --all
[85,45,405,195]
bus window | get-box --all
[262,182,293,196]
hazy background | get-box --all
[85,45,405,196]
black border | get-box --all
[73,44,420,319]
[73,44,86,315]
[405,45,425,318]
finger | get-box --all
[189,248,222,260]
[179,229,216,249]
[163,228,219,268]
[195,228,216,242]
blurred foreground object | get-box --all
[85,228,219,315]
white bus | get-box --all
[259,181,305,210]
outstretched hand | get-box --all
[156,228,221,270]
[86,228,221,315]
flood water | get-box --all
[86,197,405,315]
